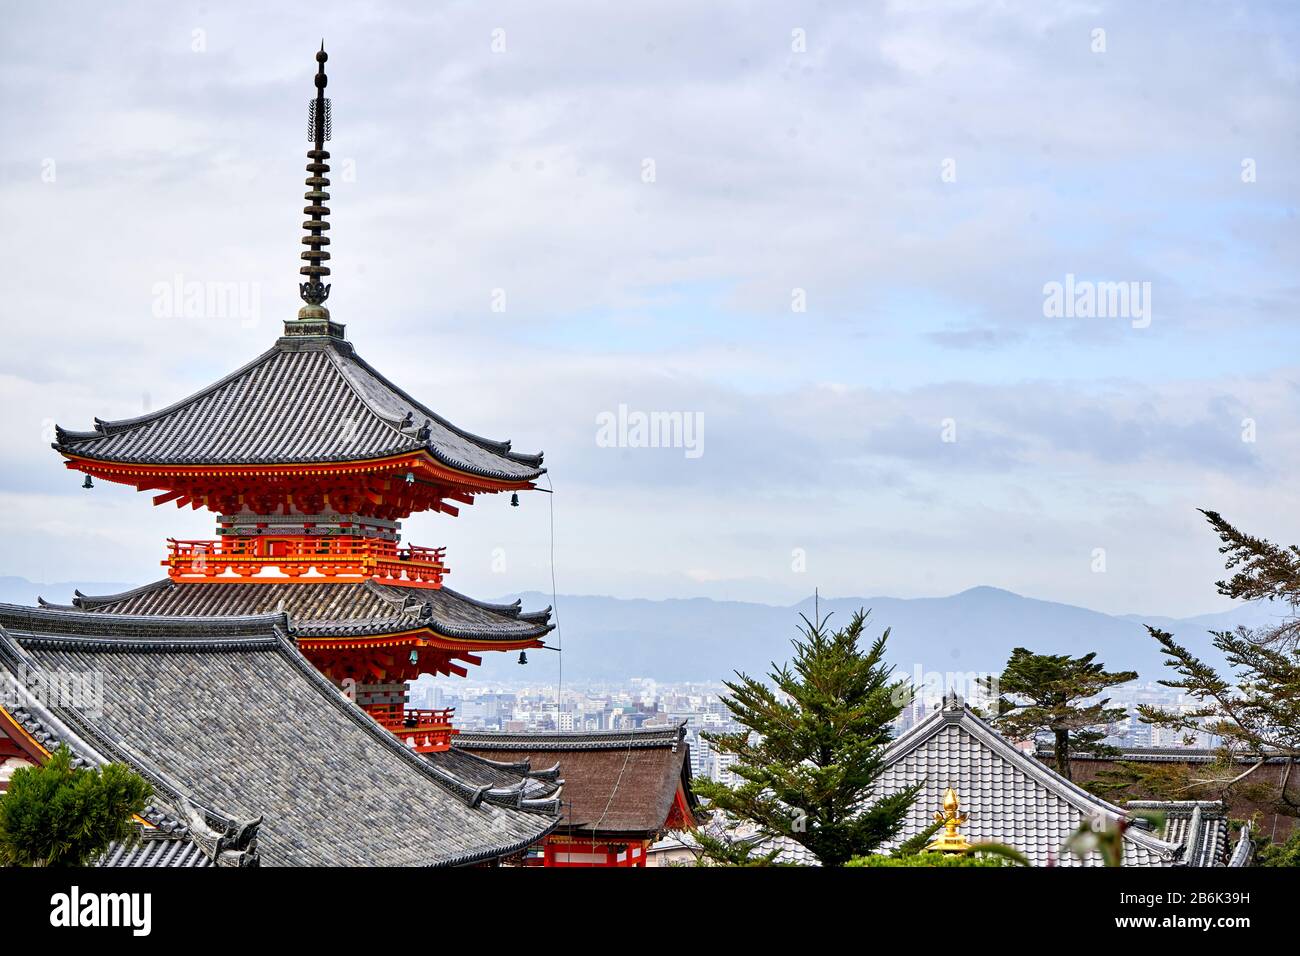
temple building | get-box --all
[648,696,1252,867]
[875,695,1253,866]
[0,604,558,866]
[0,45,574,868]
[44,45,553,755]
[454,724,698,866]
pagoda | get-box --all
[47,45,553,753]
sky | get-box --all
[0,1,1297,617]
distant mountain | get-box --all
[0,576,132,608]
[482,586,1273,685]
[0,576,1272,685]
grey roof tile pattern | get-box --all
[43,578,552,643]
[0,604,557,866]
[455,723,695,836]
[100,830,212,868]
[456,723,688,752]
[425,748,561,799]
[1127,800,1253,867]
[53,336,544,481]
[879,698,1186,867]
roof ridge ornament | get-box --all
[288,42,345,339]
[927,787,972,854]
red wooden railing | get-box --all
[366,705,458,752]
[163,536,447,587]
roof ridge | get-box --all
[70,578,175,609]
[884,701,1186,860]
[316,339,426,451]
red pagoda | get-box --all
[48,45,552,754]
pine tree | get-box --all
[1138,625,1300,817]
[0,745,152,867]
[1201,509,1300,649]
[1133,512,1300,816]
[693,609,920,867]
[979,649,1136,779]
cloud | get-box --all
[0,1,1297,615]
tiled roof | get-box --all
[879,697,1186,866]
[99,830,212,868]
[0,603,558,866]
[1127,801,1253,867]
[40,578,552,643]
[53,335,543,481]
[425,748,561,799]
[455,723,696,837]
[457,724,688,752]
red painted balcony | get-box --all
[368,705,458,753]
[163,536,447,587]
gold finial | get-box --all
[927,787,972,853]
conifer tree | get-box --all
[979,649,1136,778]
[693,609,920,867]
[0,745,152,867]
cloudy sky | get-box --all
[0,1,1296,616]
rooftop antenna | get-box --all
[298,41,333,321]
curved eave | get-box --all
[52,337,546,485]
[296,623,552,650]
[57,449,541,493]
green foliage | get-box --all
[979,648,1136,779]
[1255,828,1300,867]
[1139,624,1300,816]
[1133,512,1300,817]
[685,827,787,867]
[1201,509,1300,650]
[848,850,1014,867]
[0,745,152,867]
[1084,759,1214,803]
[695,609,919,867]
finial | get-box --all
[927,787,972,853]
[298,42,333,320]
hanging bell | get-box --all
[82,474,94,490]
[404,472,415,485]
[517,651,528,665]
[510,492,519,507]
[408,649,419,665]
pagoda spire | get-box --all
[295,41,335,329]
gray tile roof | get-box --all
[455,723,695,836]
[0,603,558,866]
[425,748,562,798]
[99,830,212,868]
[40,578,552,643]
[1127,801,1253,867]
[879,697,1188,866]
[53,335,543,481]
[456,723,688,752]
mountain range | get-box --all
[0,576,1278,685]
